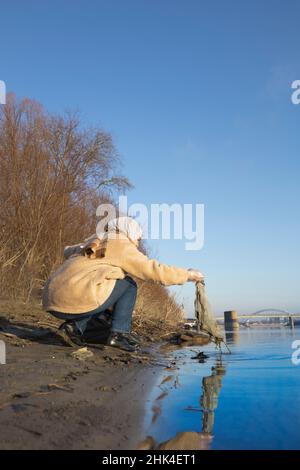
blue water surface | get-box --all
[144,328,300,450]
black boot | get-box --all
[57,321,85,347]
[107,332,138,352]
[122,332,141,346]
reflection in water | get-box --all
[225,329,240,344]
[200,359,226,434]
[145,328,300,449]
[144,370,214,450]
[149,357,227,445]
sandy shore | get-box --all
[0,331,165,450]
[0,303,212,450]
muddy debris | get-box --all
[96,385,118,392]
[64,372,78,381]
[191,351,209,362]
[0,332,30,347]
[40,383,73,393]
[162,330,211,348]
[3,386,63,409]
[12,391,32,399]
[71,347,94,361]
[102,349,152,367]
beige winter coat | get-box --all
[42,233,189,314]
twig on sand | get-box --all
[14,425,43,437]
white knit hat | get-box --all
[107,216,143,242]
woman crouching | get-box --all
[43,217,204,352]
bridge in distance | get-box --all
[216,309,300,321]
[216,309,300,329]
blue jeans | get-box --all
[49,276,137,335]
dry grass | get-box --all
[133,280,184,340]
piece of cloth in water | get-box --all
[194,281,224,344]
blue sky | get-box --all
[1,0,300,315]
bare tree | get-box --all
[0,94,184,332]
[0,94,131,299]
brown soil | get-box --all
[0,301,210,450]
[0,302,171,450]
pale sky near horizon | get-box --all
[1,0,300,315]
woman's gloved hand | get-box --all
[187,269,205,282]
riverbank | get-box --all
[0,301,172,450]
[0,302,211,450]
[0,328,167,449]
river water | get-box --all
[144,327,300,450]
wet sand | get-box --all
[0,306,212,450]
[0,339,161,450]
